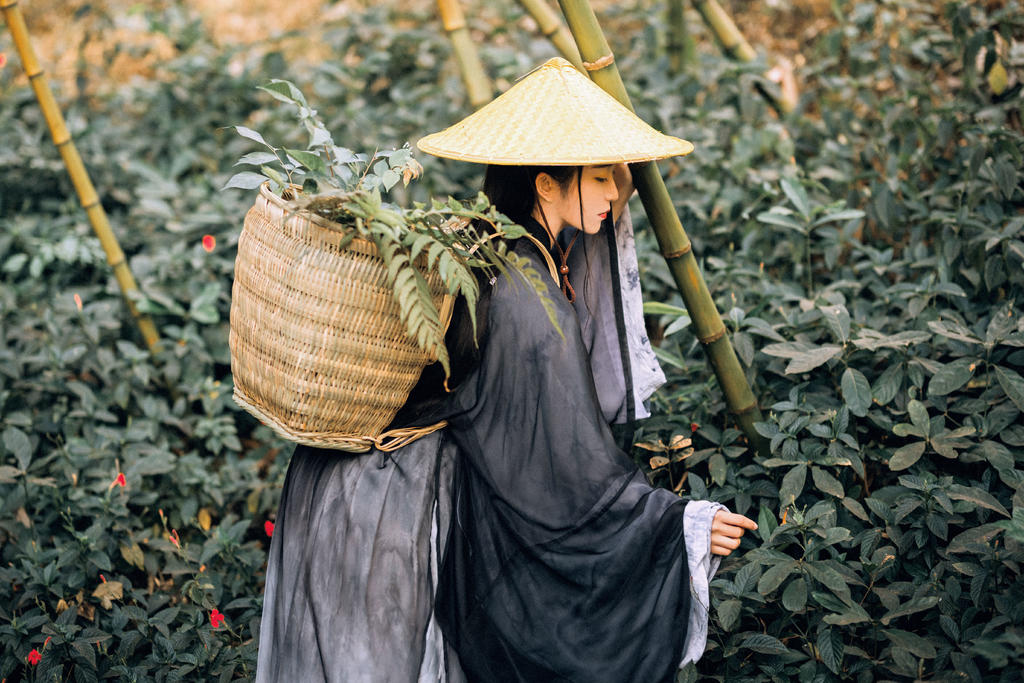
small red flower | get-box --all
[210,608,226,629]
[202,235,216,252]
[0,53,7,69]
[74,293,83,311]
[114,472,126,487]
[264,520,274,538]
[690,422,699,433]
[26,648,41,665]
[169,529,180,548]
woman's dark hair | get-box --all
[483,165,578,224]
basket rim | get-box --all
[257,182,376,245]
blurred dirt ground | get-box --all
[1,0,835,95]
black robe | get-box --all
[255,224,692,683]
[429,236,691,683]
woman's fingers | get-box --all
[712,513,757,538]
[711,534,741,550]
[709,510,759,557]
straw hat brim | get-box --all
[417,58,693,166]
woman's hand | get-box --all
[610,163,635,224]
[710,510,758,556]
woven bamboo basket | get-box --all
[229,183,453,452]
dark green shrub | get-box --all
[1,1,1021,680]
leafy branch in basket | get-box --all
[223,80,559,377]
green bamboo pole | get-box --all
[514,0,584,71]
[1,0,161,353]
[691,0,755,62]
[556,0,769,456]
[437,0,493,110]
[666,0,697,74]
[691,0,796,114]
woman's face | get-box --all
[537,165,619,236]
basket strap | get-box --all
[374,421,449,452]
[470,230,559,285]
[517,232,560,284]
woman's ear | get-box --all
[534,172,557,205]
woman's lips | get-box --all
[598,211,608,220]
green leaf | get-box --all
[756,209,805,231]
[781,577,807,612]
[812,208,865,226]
[883,629,936,658]
[822,602,871,625]
[994,365,1024,412]
[757,505,778,542]
[841,367,871,417]
[812,466,845,498]
[234,152,279,167]
[805,561,851,602]
[947,484,1010,517]
[817,627,844,674]
[259,79,307,105]
[284,149,327,173]
[740,633,790,655]
[820,304,850,343]
[716,599,741,631]
[779,464,807,506]
[907,400,930,438]
[780,178,811,218]
[643,302,690,317]
[758,559,797,595]
[948,523,1005,554]
[880,596,940,625]
[928,358,976,397]
[3,427,32,470]
[761,342,843,374]
[381,169,401,191]
[872,363,903,406]
[233,125,270,147]
[222,172,268,191]
[889,441,926,471]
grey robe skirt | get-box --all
[255,432,465,683]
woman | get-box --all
[256,58,756,683]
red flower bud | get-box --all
[115,472,126,487]
[690,422,699,433]
[264,520,274,538]
[202,235,216,252]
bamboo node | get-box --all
[663,243,692,259]
[582,53,615,71]
[698,326,726,344]
[734,401,760,416]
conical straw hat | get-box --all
[417,58,693,165]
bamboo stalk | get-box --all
[691,0,755,62]
[691,0,796,114]
[555,0,769,456]
[514,0,584,71]
[436,0,493,110]
[666,0,697,74]
[1,0,161,353]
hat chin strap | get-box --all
[535,168,584,303]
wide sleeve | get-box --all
[435,260,693,683]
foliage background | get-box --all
[1,0,1022,680]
